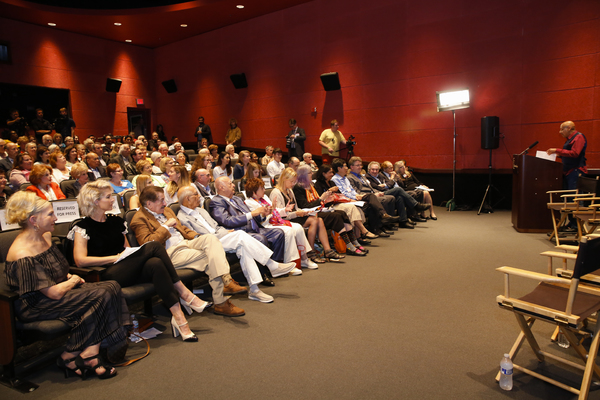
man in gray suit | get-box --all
[193,168,214,197]
[177,186,298,303]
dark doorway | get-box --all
[127,107,151,140]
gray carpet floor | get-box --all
[3,207,600,399]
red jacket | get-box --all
[26,182,66,200]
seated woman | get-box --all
[270,168,344,262]
[225,144,238,160]
[191,153,213,178]
[106,163,134,194]
[64,145,79,168]
[213,151,233,181]
[294,165,367,256]
[240,162,262,191]
[70,180,208,342]
[9,153,33,191]
[53,132,65,150]
[164,164,198,205]
[26,164,66,200]
[50,151,71,183]
[244,178,317,269]
[5,191,128,379]
[35,146,50,166]
[64,162,89,198]
[314,164,378,243]
[150,152,163,174]
[0,169,13,208]
[159,157,175,184]
[129,174,153,210]
[175,152,191,171]
[393,160,437,220]
[131,159,166,188]
[233,150,250,180]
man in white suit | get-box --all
[176,186,299,303]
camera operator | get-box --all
[53,107,76,137]
[6,109,29,139]
[319,119,346,164]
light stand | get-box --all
[436,89,470,211]
[478,148,505,214]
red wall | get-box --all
[0,17,155,139]
[1,0,599,171]
[154,0,600,170]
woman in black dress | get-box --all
[5,191,128,380]
[70,180,209,343]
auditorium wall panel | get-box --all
[146,0,600,170]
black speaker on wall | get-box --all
[230,73,247,89]
[162,79,178,93]
[481,116,500,150]
[320,72,340,91]
[106,78,122,93]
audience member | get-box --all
[50,152,71,183]
[151,152,163,174]
[109,144,132,180]
[64,163,89,198]
[261,145,274,167]
[129,174,152,210]
[30,108,53,143]
[225,144,238,161]
[159,157,175,184]
[127,147,145,176]
[394,160,437,220]
[300,152,318,172]
[6,191,126,379]
[233,150,250,180]
[53,133,65,150]
[25,142,37,161]
[64,145,79,167]
[106,163,133,194]
[288,157,300,171]
[0,142,19,173]
[178,186,298,302]
[0,169,13,208]
[129,185,246,317]
[266,148,285,180]
[270,168,344,262]
[10,153,33,190]
[71,181,206,342]
[314,164,377,243]
[192,168,214,197]
[244,178,317,269]
[35,146,50,166]
[26,164,66,200]
[213,151,233,181]
[85,152,106,181]
[164,165,197,205]
[6,109,29,137]
[42,134,53,147]
[131,159,165,188]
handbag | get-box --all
[330,231,347,254]
[331,193,352,203]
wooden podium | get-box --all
[512,154,563,232]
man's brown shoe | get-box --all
[223,279,248,295]
[214,300,245,317]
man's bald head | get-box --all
[560,121,576,138]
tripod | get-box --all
[478,148,505,214]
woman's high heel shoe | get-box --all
[74,354,117,380]
[57,356,82,379]
[171,316,198,342]
[179,296,212,315]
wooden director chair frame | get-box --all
[497,236,600,399]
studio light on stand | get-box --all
[436,89,470,211]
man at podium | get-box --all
[546,120,587,191]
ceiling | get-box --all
[0,0,312,48]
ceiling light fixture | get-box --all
[125,39,132,42]
[236,5,244,9]
[180,24,188,27]
[114,22,122,26]
[48,23,56,26]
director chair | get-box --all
[496,236,600,399]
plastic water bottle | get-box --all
[499,353,513,390]
[130,314,140,341]
[557,330,570,348]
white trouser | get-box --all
[219,230,272,287]
[269,223,311,263]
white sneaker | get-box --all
[290,267,303,276]
[248,289,274,303]
[270,261,297,278]
[301,259,318,270]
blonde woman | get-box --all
[131,159,165,188]
[70,180,207,342]
[270,168,344,262]
[5,191,128,379]
[164,165,198,205]
[129,174,153,210]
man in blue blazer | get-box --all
[210,177,286,262]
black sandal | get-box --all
[75,354,118,380]
[57,356,83,379]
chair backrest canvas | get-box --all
[573,236,600,279]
